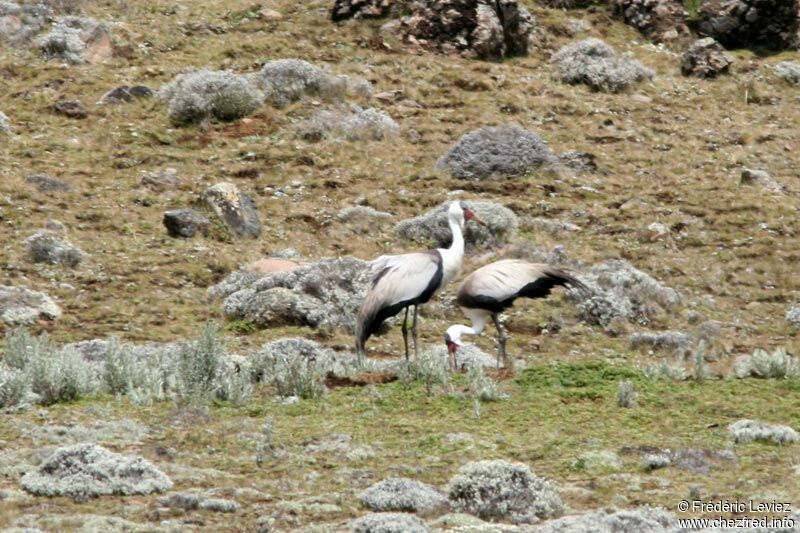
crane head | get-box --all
[458,201,487,227]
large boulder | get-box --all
[20,443,172,500]
[0,285,61,326]
[395,200,518,251]
[209,257,371,332]
[611,0,689,43]
[391,0,534,61]
[698,0,800,50]
[436,125,553,180]
[680,37,733,78]
[202,182,261,238]
[447,460,564,524]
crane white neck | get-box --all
[438,213,466,288]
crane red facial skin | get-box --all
[462,208,487,227]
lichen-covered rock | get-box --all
[0,285,61,325]
[776,61,800,84]
[20,443,173,500]
[26,174,72,193]
[698,0,800,51]
[729,419,799,445]
[210,257,371,332]
[447,460,564,523]
[0,1,51,43]
[37,16,111,64]
[351,512,430,533]
[395,200,517,252]
[567,260,680,328]
[392,0,534,61]
[611,0,689,42]
[163,209,211,239]
[159,69,265,125]
[788,305,800,326]
[202,182,261,238]
[0,111,10,134]
[98,85,154,105]
[331,0,392,21]
[680,37,733,78]
[550,38,654,92]
[359,478,448,515]
[23,230,85,267]
[52,98,88,119]
[528,507,678,532]
[436,125,553,180]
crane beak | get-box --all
[464,208,488,227]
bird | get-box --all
[444,259,584,370]
[356,201,487,363]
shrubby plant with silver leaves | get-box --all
[298,105,399,142]
[550,38,654,92]
[729,419,798,445]
[735,347,798,379]
[160,69,265,125]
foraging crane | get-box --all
[356,201,486,363]
[444,259,584,370]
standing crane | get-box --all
[356,201,486,363]
[444,259,584,369]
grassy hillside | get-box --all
[1,0,799,529]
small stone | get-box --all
[141,168,182,191]
[258,8,283,21]
[52,99,88,119]
[23,230,85,267]
[202,182,261,238]
[645,222,670,241]
[740,168,782,192]
[98,85,152,105]
[26,174,72,193]
[163,209,211,238]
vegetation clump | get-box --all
[20,443,173,500]
[447,460,564,523]
[550,38,654,92]
[359,478,448,515]
[298,105,399,142]
[37,16,106,64]
[255,58,371,108]
[351,512,429,533]
[160,69,265,125]
[436,125,553,180]
[729,419,799,445]
[734,347,797,379]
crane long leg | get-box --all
[492,313,508,368]
[411,305,419,358]
[401,307,410,361]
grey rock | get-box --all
[0,285,61,325]
[20,443,172,500]
[26,174,72,193]
[612,0,690,43]
[359,478,448,515]
[23,230,84,267]
[788,305,800,326]
[163,209,210,239]
[437,125,553,180]
[448,460,564,524]
[140,168,182,191]
[351,512,430,533]
[0,1,51,43]
[567,260,680,328]
[680,37,733,78]
[395,200,518,251]
[0,111,9,134]
[698,0,800,50]
[555,151,597,174]
[99,85,154,104]
[202,182,261,238]
[776,61,800,84]
[740,167,782,192]
[210,257,371,332]
[37,16,111,64]
[52,98,88,119]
